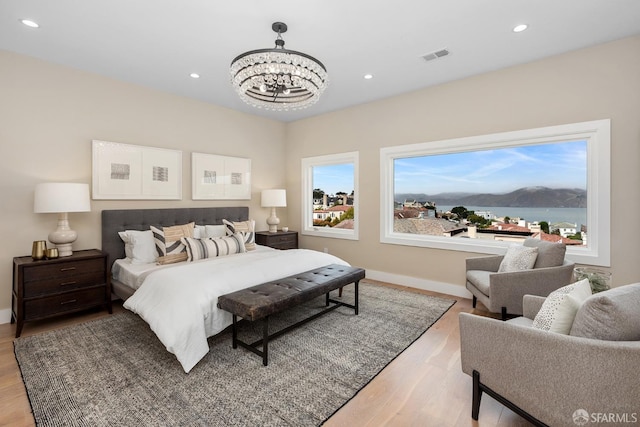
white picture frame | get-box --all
[191,152,251,200]
[92,140,182,200]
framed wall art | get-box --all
[92,140,182,200]
[191,153,251,200]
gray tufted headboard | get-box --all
[101,207,249,266]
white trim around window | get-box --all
[302,151,359,240]
[380,119,611,266]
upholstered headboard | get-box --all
[101,207,249,266]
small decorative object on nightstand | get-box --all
[255,230,298,250]
[11,249,111,337]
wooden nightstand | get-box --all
[255,230,298,250]
[11,249,112,337]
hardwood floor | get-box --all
[0,280,532,426]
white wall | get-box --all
[285,35,640,293]
[0,50,287,322]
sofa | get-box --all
[459,282,640,426]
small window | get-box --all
[380,120,610,266]
[302,152,359,240]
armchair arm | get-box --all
[466,255,503,272]
[487,261,575,314]
[522,295,546,320]
[459,313,640,426]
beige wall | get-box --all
[2,35,640,321]
[0,50,287,320]
[286,35,640,293]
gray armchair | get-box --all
[459,284,640,426]
[466,238,575,320]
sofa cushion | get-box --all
[569,283,640,341]
[498,245,538,273]
[523,238,566,268]
[466,270,492,296]
[532,279,592,334]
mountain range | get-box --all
[396,186,587,208]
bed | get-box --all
[101,207,349,373]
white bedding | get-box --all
[122,247,349,373]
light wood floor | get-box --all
[0,280,532,426]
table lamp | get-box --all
[261,189,287,233]
[34,182,91,257]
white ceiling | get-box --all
[2,1,640,123]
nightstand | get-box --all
[255,230,298,250]
[12,249,112,337]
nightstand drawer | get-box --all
[23,271,106,297]
[23,258,105,282]
[272,235,296,244]
[23,286,106,320]
[255,231,298,250]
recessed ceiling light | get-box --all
[364,74,374,80]
[21,19,39,28]
[190,73,200,79]
[513,24,528,33]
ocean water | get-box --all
[437,206,587,227]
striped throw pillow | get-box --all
[223,219,256,250]
[151,222,195,265]
[181,234,246,261]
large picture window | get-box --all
[302,152,359,240]
[380,120,610,266]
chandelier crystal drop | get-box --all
[230,22,328,111]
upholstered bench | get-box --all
[217,264,365,365]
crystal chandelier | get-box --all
[230,22,328,111]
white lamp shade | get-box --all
[261,189,287,207]
[34,183,91,213]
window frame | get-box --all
[380,119,611,266]
[301,151,359,240]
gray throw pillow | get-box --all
[523,238,566,268]
[569,283,640,341]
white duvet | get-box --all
[123,247,349,373]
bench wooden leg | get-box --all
[262,316,269,366]
[339,287,343,297]
[232,315,238,349]
[354,280,359,315]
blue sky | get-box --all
[313,163,354,195]
[394,140,587,194]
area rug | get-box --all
[14,282,454,427]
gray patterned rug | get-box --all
[14,282,454,427]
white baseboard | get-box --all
[365,269,473,299]
[0,308,11,325]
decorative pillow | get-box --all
[181,234,246,262]
[223,219,256,251]
[194,224,227,239]
[569,283,640,341]
[150,222,195,265]
[498,245,539,273]
[117,230,157,264]
[532,279,592,334]
[523,238,566,268]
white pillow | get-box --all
[194,224,227,239]
[181,234,246,261]
[532,279,592,334]
[498,245,538,273]
[117,230,157,264]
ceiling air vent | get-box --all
[422,48,450,62]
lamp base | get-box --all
[53,243,74,257]
[266,207,280,233]
[48,212,77,257]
